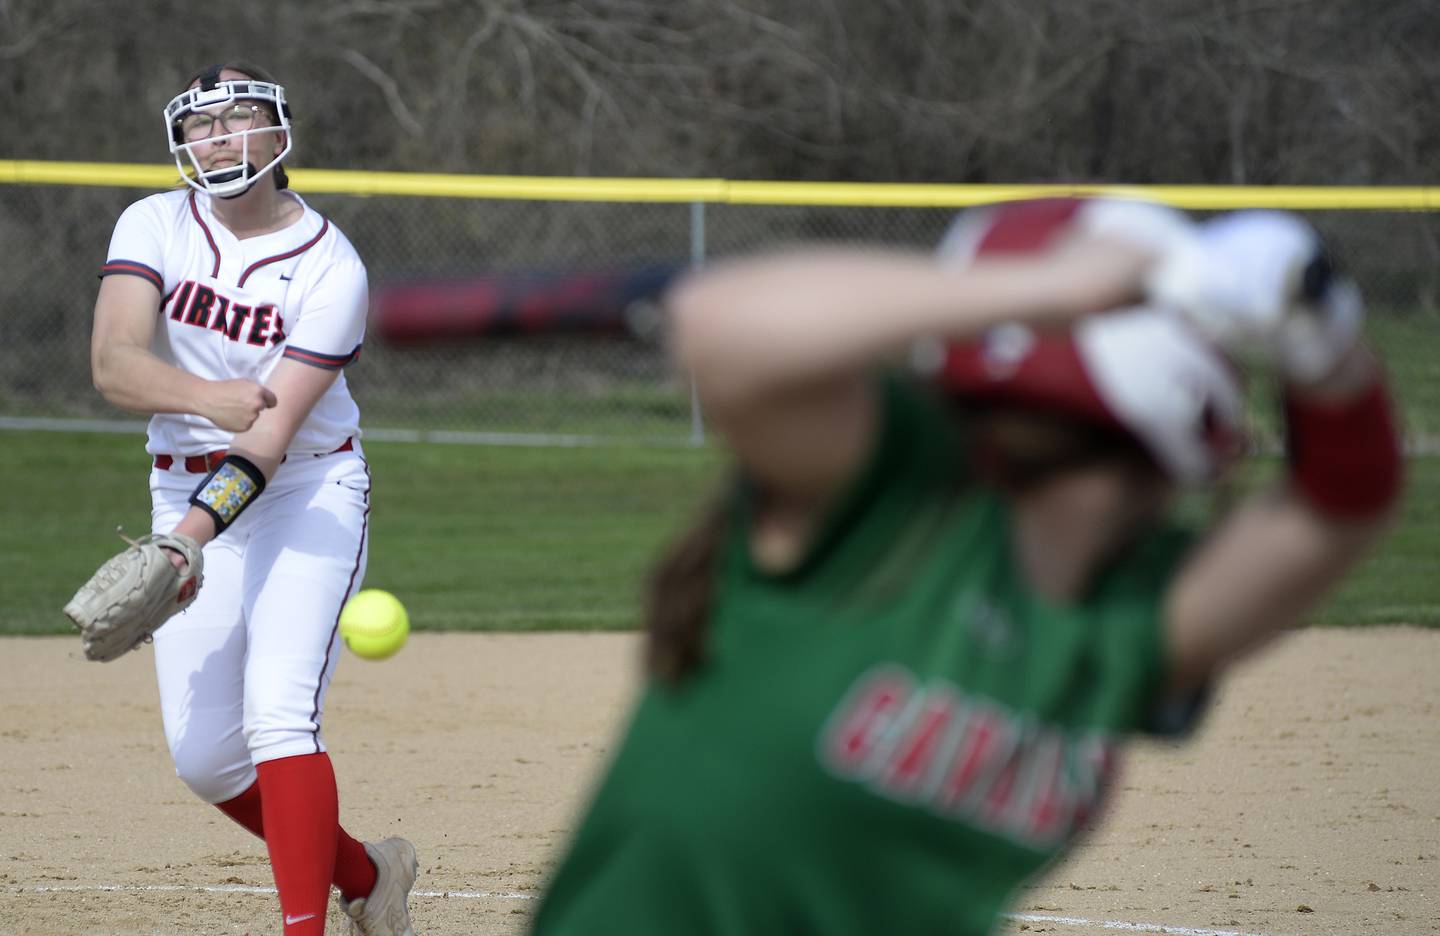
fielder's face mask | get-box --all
[164,68,292,198]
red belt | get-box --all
[154,437,354,473]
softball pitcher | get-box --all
[532,199,1402,935]
[83,62,418,935]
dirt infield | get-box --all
[1,628,1436,936]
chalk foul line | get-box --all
[10,884,1277,935]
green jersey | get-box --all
[534,376,1196,936]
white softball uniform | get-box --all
[102,188,372,804]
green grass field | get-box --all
[0,432,722,634]
[3,424,1435,636]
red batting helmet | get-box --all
[925,197,1245,484]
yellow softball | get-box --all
[338,589,410,660]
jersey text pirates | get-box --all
[101,188,367,457]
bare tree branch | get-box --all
[335,47,426,136]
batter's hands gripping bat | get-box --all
[62,531,205,662]
[1147,210,1363,383]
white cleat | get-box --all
[338,837,419,935]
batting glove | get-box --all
[1147,210,1363,383]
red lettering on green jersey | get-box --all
[821,664,1119,850]
[820,666,915,773]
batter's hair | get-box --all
[184,60,292,191]
[644,484,732,687]
[961,402,1164,494]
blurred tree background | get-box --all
[2,0,1436,185]
[3,0,1440,438]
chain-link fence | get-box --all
[3,179,1439,446]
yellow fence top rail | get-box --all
[3,160,1437,210]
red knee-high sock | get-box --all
[215,782,265,837]
[256,753,340,935]
[333,827,378,902]
[216,779,377,902]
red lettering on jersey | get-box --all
[247,305,274,346]
[227,305,254,342]
[1020,735,1069,843]
[226,304,251,335]
[978,733,1025,823]
[169,281,195,321]
[877,688,959,798]
[186,286,216,326]
[208,295,231,334]
[163,270,296,356]
[820,666,915,775]
[934,709,1007,812]
[818,666,1121,850]
[166,280,285,352]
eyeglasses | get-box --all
[176,104,269,142]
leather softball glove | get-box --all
[62,531,204,662]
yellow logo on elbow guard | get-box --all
[198,463,260,523]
